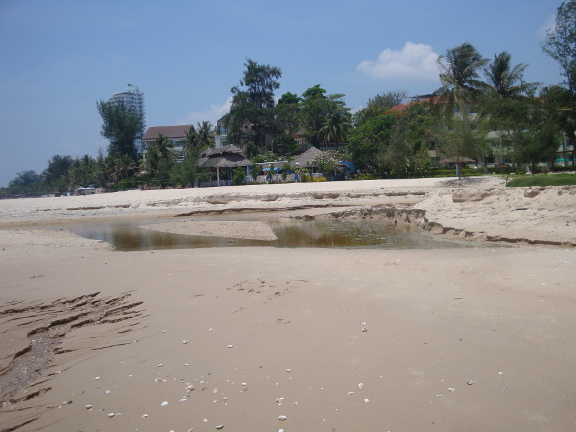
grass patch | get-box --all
[506,173,576,187]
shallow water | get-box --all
[62,214,485,252]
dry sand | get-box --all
[0,177,575,431]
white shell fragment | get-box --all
[358,383,364,389]
[227,345,234,348]
[107,413,115,418]
[142,414,149,418]
[85,404,92,409]
[183,340,189,344]
[279,415,287,421]
[161,401,169,406]
[362,327,368,332]
[467,380,474,385]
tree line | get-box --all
[2,0,574,196]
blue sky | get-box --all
[0,0,563,187]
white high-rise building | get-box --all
[109,84,146,152]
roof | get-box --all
[142,125,192,141]
[290,146,324,166]
[198,144,252,169]
[390,95,451,112]
[200,144,243,157]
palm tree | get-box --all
[319,110,351,145]
[435,42,489,115]
[118,154,137,179]
[435,42,490,175]
[484,52,540,98]
[184,125,198,156]
[196,121,215,151]
[154,133,178,162]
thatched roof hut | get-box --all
[198,145,252,168]
[197,145,252,186]
[290,146,323,167]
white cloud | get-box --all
[178,97,232,126]
[357,42,440,82]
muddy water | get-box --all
[63,214,483,252]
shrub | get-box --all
[232,167,247,186]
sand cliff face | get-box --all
[0,178,575,431]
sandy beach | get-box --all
[1,177,575,431]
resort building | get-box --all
[142,125,191,161]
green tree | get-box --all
[140,133,178,187]
[434,42,490,175]
[274,92,302,154]
[170,153,203,187]
[96,150,120,190]
[347,112,398,175]
[389,102,435,175]
[300,85,328,146]
[153,133,178,162]
[484,52,540,98]
[541,0,576,167]
[227,59,282,156]
[196,121,215,151]
[505,94,562,171]
[68,154,98,188]
[43,155,74,192]
[541,84,576,167]
[318,106,351,145]
[435,42,489,113]
[8,170,44,195]
[354,91,407,126]
[434,115,490,175]
[97,100,144,161]
[232,166,247,185]
[300,86,351,146]
[541,0,576,93]
[117,154,137,180]
[184,124,198,156]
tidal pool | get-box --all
[62,214,485,252]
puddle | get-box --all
[62,214,486,252]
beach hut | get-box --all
[290,146,324,168]
[197,145,252,186]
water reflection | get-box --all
[63,216,482,252]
